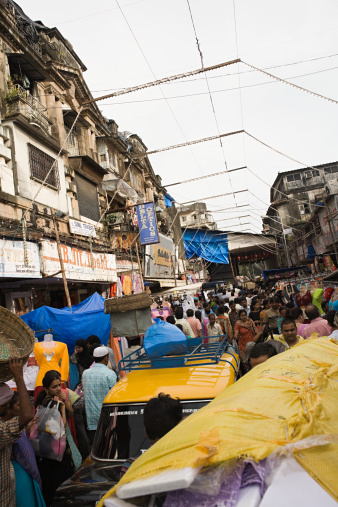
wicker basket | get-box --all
[104,293,152,314]
[0,307,35,382]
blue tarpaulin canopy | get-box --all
[21,292,111,354]
[183,229,229,264]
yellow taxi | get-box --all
[52,339,238,506]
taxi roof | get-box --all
[104,353,238,404]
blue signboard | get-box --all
[136,202,160,246]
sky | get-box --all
[17,0,338,234]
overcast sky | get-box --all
[18,0,338,234]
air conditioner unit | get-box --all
[325,179,338,195]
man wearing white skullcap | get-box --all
[82,346,117,441]
[0,358,34,506]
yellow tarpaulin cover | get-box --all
[99,338,338,504]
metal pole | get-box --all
[135,243,144,291]
[325,202,338,262]
[171,254,177,287]
[53,215,71,308]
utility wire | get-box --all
[83,58,240,104]
[91,52,338,92]
[164,166,246,187]
[242,61,338,105]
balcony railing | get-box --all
[65,129,99,164]
[5,85,52,134]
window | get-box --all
[100,154,106,162]
[325,166,338,174]
[182,216,186,222]
[28,144,59,189]
[193,214,197,220]
[286,173,301,182]
[75,173,100,221]
[304,203,310,214]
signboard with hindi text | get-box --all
[40,240,117,282]
[136,202,159,246]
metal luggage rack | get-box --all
[118,336,239,374]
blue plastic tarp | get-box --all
[21,292,111,354]
[183,229,229,264]
[164,194,175,208]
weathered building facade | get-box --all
[263,162,338,267]
[0,1,178,311]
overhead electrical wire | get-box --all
[91,52,338,92]
[164,166,246,187]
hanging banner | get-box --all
[136,202,159,246]
[154,245,172,267]
[40,240,117,282]
[0,239,41,278]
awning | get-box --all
[144,278,188,289]
[102,177,138,202]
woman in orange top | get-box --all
[234,310,263,361]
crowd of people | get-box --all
[1,283,338,506]
[0,335,117,507]
[162,285,338,373]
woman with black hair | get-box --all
[70,339,92,381]
[35,371,76,506]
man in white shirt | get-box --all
[206,314,223,343]
[175,307,195,337]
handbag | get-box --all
[29,400,66,462]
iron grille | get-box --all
[75,173,100,221]
[28,143,60,189]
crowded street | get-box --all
[1,0,338,506]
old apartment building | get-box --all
[263,162,338,266]
[0,0,178,312]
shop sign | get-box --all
[136,202,159,245]
[69,219,96,238]
[0,239,41,278]
[116,259,139,272]
[154,245,172,267]
[40,240,117,282]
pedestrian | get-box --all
[82,346,117,443]
[248,342,278,369]
[326,310,338,339]
[2,392,45,507]
[263,296,280,334]
[35,370,77,506]
[195,310,208,337]
[120,393,183,477]
[277,307,287,334]
[249,300,262,328]
[228,300,239,331]
[239,297,250,316]
[86,335,117,372]
[175,307,195,338]
[259,298,271,328]
[269,318,304,348]
[0,358,34,507]
[287,308,308,337]
[166,315,176,325]
[303,305,332,338]
[216,306,233,338]
[206,313,223,343]
[234,310,263,361]
[70,339,92,382]
[186,309,202,338]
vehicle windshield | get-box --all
[92,400,210,461]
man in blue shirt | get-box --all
[82,346,117,442]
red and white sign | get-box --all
[40,240,117,282]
